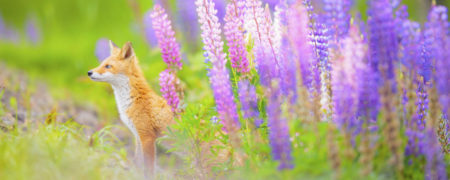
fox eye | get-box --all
[105,65,112,69]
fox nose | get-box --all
[87,71,93,76]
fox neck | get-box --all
[110,63,152,138]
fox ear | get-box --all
[109,40,120,54]
[120,41,135,60]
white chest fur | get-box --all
[110,75,139,138]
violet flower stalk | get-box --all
[424,128,447,180]
[151,4,184,113]
[94,38,111,62]
[323,0,352,44]
[287,2,314,90]
[274,0,298,100]
[224,0,249,74]
[399,20,427,157]
[143,10,158,47]
[216,0,226,22]
[399,20,421,75]
[332,25,365,136]
[25,17,41,45]
[303,0,322,93]
[0,15,19,44]
[267,81,294,169]
[0,14,5,40]
[367,0,398,83]
[159,70,180,112]
[424,6,449,115]
[263,0,278,10]
[238,80,262,127]
[245,0,280,87]
[176,0,199,43]
[151,4,183,70]
[313,22,332,121]
[196,0,240,130]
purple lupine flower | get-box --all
[25,17,41,45]
[355,22,379,130]
[399,20,421,74]
[216,0,226,22]
[287,2,314,90]
[0,13,7,41]
[151,4,183,70]
[159,69,180,112]
[143,10,158,47]
[94,38,110,62]
[303,0,322,93]
[245,0,280,87]
[424,128,447,180]
[323,0,352,44]
[332,25,366,136]
[0,16,19,44]
[394,5,409,37]
[274,0,297,100]
[262,0,279,10]
[196,0,240,130]
[267,81,293,169]
[424,6,449,114]
[367,0,398,82]
[224,0,249,74]
[0,14,5,39]
[238,80,262,127]
[175,0,199,43]
[357,63,379,131]
[405,77,428,156]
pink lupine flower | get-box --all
[151,4,183,70]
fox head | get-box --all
[88,41,137,84]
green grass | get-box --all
[0,121,143,180]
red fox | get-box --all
[88,41,173,176]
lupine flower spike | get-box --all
[224,0,250,74]
[196,0,240,130]
[151,4,183,70]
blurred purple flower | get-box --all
[238,80,262,127]
[176,0,199,43]
[355,23,379,128]
[94,38,110,62]
[287,2,314,90]
[323,0,352,44]
[196,0,240,131]
[399,20,421,74]
[405,78,427,156]
[424,128,447,180]
[267,81,293,170]
[303,0,322,93]
[0,14,5,37]
[367,0,398,83]
[224,0,249,74]
[159,69,180,112]
[216,0,226,22]
[0,14,19,44]
[424,6,449,114]
[151,4,183,70]
[143,10,158,47]
[245,0,280,87]
[25,17,41,45]
[332,25,365,136]
[262,0,279,10]
[274,1,297,100]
